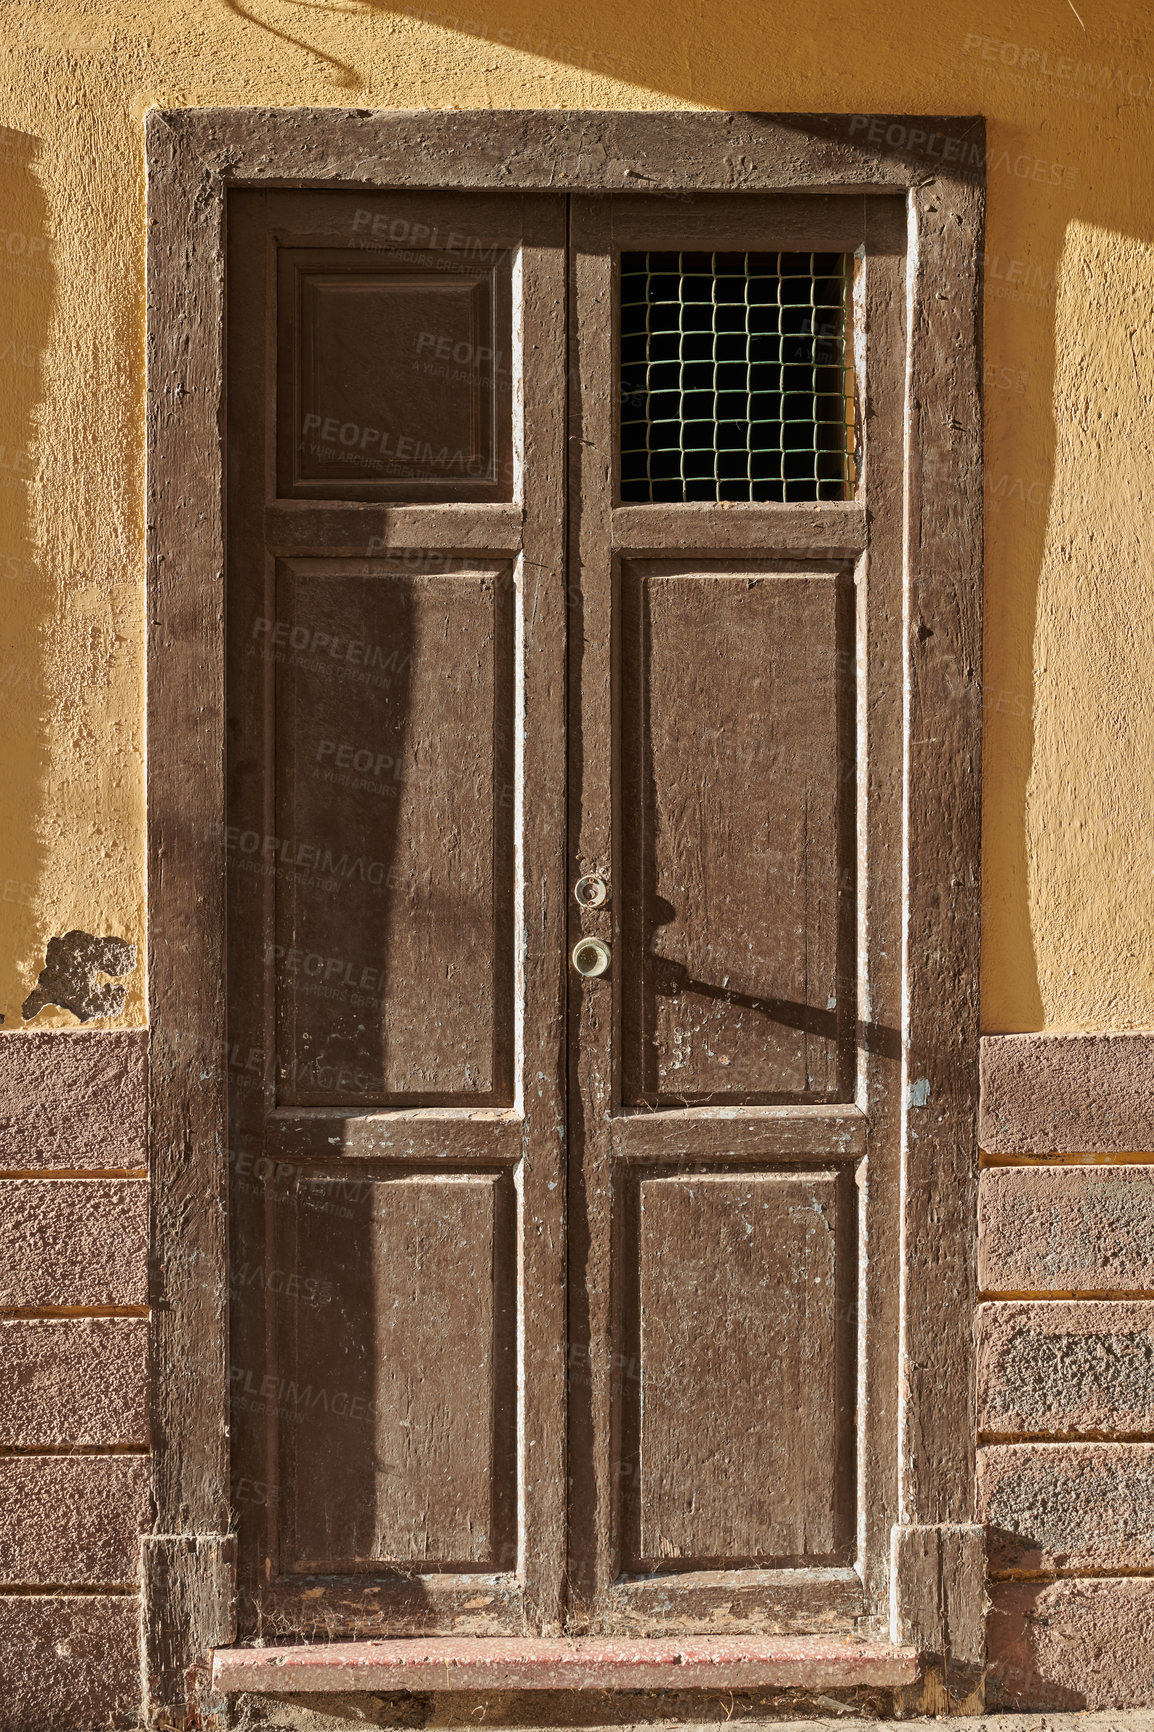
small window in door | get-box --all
[619,250,855,503]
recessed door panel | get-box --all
[277,244,513,499]
[273,559,514,1106]
[277,1169,515,1574]
[630,1169,851,1567]
[620,559,855,1105]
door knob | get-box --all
[572,937,611,978]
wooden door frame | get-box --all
[145,108,984,1725]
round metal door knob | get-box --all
[572,937,611,978]
[574,874,609,908]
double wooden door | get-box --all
[226,186,907,1643]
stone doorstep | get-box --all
[136,1718,1154,1732]
[212,1635,919,1694]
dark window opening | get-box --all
[619,250,855,504]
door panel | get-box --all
[567,192,907,1635]
[620,558,855,1104]
[276,240,513,499]
[276,1168,516,1574]
[630,1168,852,1568]
[227,188,567,1639]
[273,557,515,1105]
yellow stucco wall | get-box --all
[1,0,1152,1033]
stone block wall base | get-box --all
[988,1576,1154,1710]
[0,1595,140,1732]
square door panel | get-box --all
[277,247,513,499]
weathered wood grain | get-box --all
[141,1535,236,1726]
[892,1523,986,1714]
[224,188,567,1645]
[148,110,983,1698]
[898,169,985,1527]
[611,1104,867,1163]
[145,106,232,1730]
[279,1170,510,1572]
[149,108,983,196]
[620,560,854,1105]
[633,1171,849,1566]
[612,502,867,557]
[274,557,514,1105]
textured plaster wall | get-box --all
[0,0,1152,1032]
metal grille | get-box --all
[619,250,855,504]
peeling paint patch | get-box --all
[21,931,137,1024]
[907,1077,931,1108]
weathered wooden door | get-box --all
[564,193,906,1636]
[226,186,907,1642]
[227,189,569,1638]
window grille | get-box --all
[619,250,855,504]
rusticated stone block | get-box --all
[0,1028,147,1170]
[978,1300,1154,1435]
[0,1317,148,1445]
[979,1165,1154,1293]
[0,1179,147,1307]
[980,1032,1154,1153]
[0,1594,140,1730]
[0,1455,150,1585]
[979,1443,1154,1571]
[989,1576,1154,1708]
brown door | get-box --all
[564,194,906,1635]
[226,187,907,1642]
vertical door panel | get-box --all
[631,1169,850,1567]
[277,1169,515,1574]
[568,193,907,1636]
[227,190,567,1639]
[620,558,855,1104]
[274,559,514,1104]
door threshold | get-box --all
[212,1634,919,1694]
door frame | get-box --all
[144,107,984,1725]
